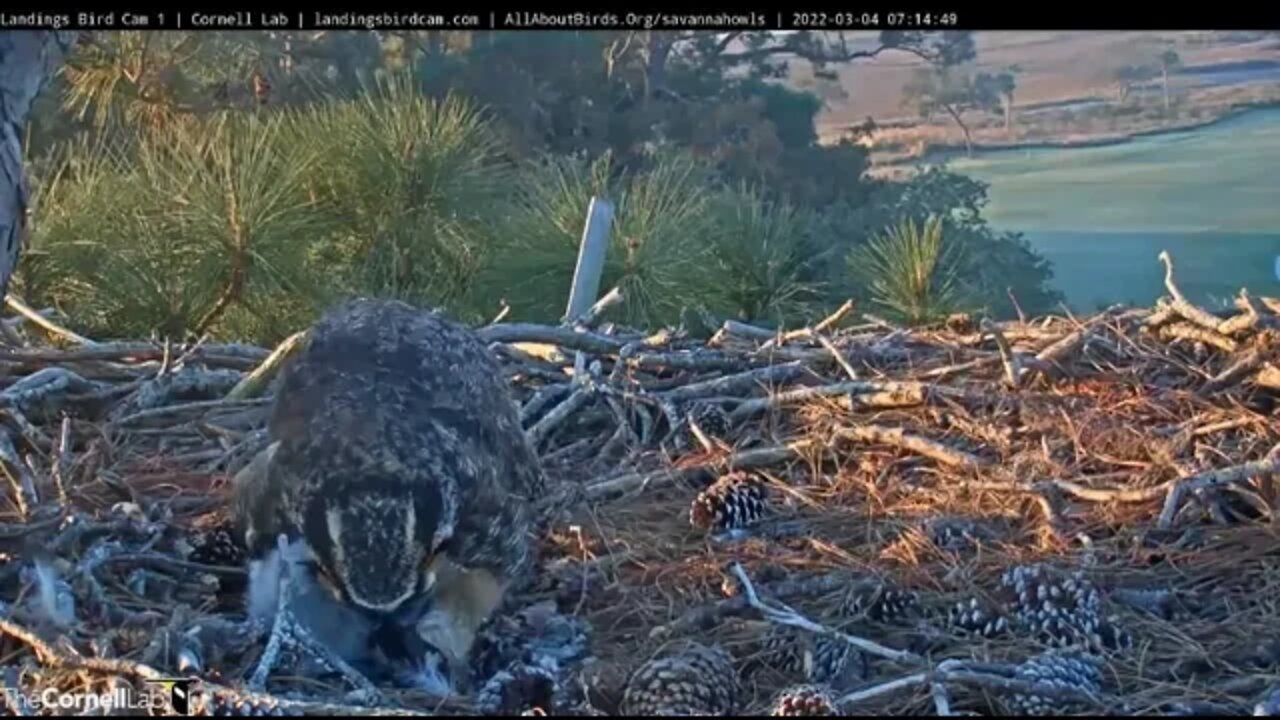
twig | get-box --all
[1198,345,1265,395]
[0,342,265,367]
[630,350,760,372]
[225,329,308,401]
[810,331,859,381]
[760,300,857,351]
[528,383,595,448]
[1157,250,1224,332]
[729,562,920,664]
[1,367,99,418]
[50,416,70,506]
[250,538,295,690]
[730,380,931,421]
[520,382,573,425]
[982,319,1023,388]
[649,572,852,639]
[4,295,96,346]
[569,286,625,329]
[715,320,776,343]
[477,323,625,355]
[489,300,511,325]
[1157,442,1280,528]
[109,397,270,428]
[931,682,952,716]
[658,363,811,404]
[585,440,815,500]
[1158,322,1237,353]
[836,671,928,707]
[0,429,37,518]
[813,299,856,335]
[834,424,986,471]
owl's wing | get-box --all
[231,440,285,557]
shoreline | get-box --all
[873,99,1280,169]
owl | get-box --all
[233,298,546,690]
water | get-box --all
[1179,60,1280,89]
[944,107,1280,311]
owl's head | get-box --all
[303,482,453,616]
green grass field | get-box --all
[942,108,1280,310]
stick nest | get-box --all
[1,254,1280,716]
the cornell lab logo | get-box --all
[145,678,197,715]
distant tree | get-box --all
[1112,63,1157,103]
[418,30,973,209]
[993,65,1019,134]
[901,67,1003,156]
[1158,48,1182,113]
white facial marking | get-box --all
[325,507,346,570]
[404,503,416,559]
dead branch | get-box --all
[477,323,625,355]
[834,424,987,471]
[225,329,308,401]
[729,562,920,664]
[1158,322,1238,353]
[1157,250,1226,332]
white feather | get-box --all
[32,560,74,628]
[397,650,454,697]
[246,550,285,625]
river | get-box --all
[944,107,1280,312]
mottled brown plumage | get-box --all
[233,298,546,686]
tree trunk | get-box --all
[0,31,77,301]
[1003,94,1013,134]
[641,31,675,107]
[943,103,972,156]
[1161,67,1170,113]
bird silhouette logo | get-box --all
[145,678,196,715]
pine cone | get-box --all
[1004,650,1103,716]
[621,642,740,716]
[675,402,732,452]
[805,635,866,689]
[771,684,840,716]
[203,690,300,717]
[754,628,864,690]
[839,581,919,624]
[923,516,994,553]
[690,471,768,532]
[944,597,1010,639]
[575,659,629,715]
[471,601,591,683]
[997,564,1130,653]
[758,627,806,676]
[187,522,245,567]
[477,662,558,715]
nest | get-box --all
[1,252,1280,715]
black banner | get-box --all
[0,7,1276,31]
